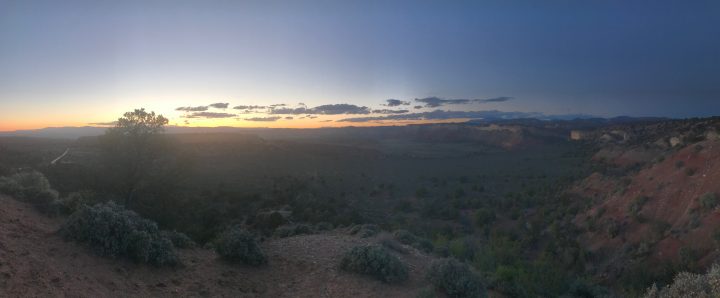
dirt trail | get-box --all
[0,195,434,297]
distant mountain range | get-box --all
[0,116,670,139]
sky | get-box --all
[1,0,719,131]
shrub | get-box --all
[699,193,719,210]
[61,202,179,266]
[161,230,195,249]
[59,190,98,214]
[607,220,621,238]
[253,211,286,231]
[685,168,697,176]
[215,226,266,266]
[393,229,434,253]
[340,244,408,283]
[427,258,486,298]
[644,263,720,297]
[628,196,650,220]
[0,171,60,214]
[0,176,22,196]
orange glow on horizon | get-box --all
[0,117,472,132]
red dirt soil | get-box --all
[575,139,720,270]
[0,195,436,297]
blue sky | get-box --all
[1,0,719,130]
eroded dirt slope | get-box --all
[574,139,720,277]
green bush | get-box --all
[60,202,179,266]
[427,258,486,298]
[699,193,719,210]
[161,230,195,248]
[0,171,60,214]
[215,226,267,266]
[0,176,22,196]
[393,229,434,253]
[340,244,408,283]
[59,190,98,214]
[645,263,720,297]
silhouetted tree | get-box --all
[100,108,169,208]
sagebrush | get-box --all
[427,258,486,298]
[60,201,180,266]
[215,226,267,266]
[340,244,408,283]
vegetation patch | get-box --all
[628,195,650,221]
[0,171,61,215]
[699,192,719,211]
[161,230,196,249]
[61,202,180,266]
[215,226,267,266]
[393,229,434,253]
[427,258,486,298]
[58,190,99,214]
[340,244,408,283]
[645,263,720,297]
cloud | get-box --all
[414,105,423,109]
[415,97,469,107]
[233,105,267,110]
[209,102,229,109]
[285,116,294,120]
[176,106,209,112]
[478,96,513,103]
[269,107,311,115]
[372,109,409,114]
[183,112,236,118]
[269,103,371,115]
[244,116,282,122]
[337,110,543,122]
[319,120,333,122]
[384,99,410,107]
[415,96,514,107]
[312,104,371,115]
[270,103,287,107]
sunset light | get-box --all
[1,1,719,297]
